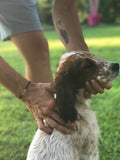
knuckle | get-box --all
[45,117,49,123]
[100,89,104,94]
[91,90,96,94]
[58,126,70,134]
[39,125,44,130]
[106,84,112,89]
[52,122,57,128]
[93,92,97,95]
[58,126,63,131]
[38,123,48,132]
[38,122,44,130]
[42,108,49,114]
[86,83,90,88]
[48,99,55,107]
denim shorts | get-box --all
[0,0,42,41]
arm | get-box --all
[0,56,28,98]
[52,0,88,52]
[0,56,75,134]
[52,0,112,96]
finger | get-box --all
[84,91,92,99]
[50,111,78,130]
[45,117,71,134]
[65,122,78,130]
[85,81,97,95]
[53,111,80,130]
[100,82,112,90]
[48,98,56,108]
[42,103,56,115]
[34,104,45,118]
[90,80,104,94]
[36,118,53,134]
[77,113,81,120]
[49,111,66,124]
[46,92,57,109]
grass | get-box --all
[0,25,120,160]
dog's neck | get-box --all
[75,89,90,111]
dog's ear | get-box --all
[54,58,89,122]
[55,71,78,123]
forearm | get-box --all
[52,0,89,52]
[0,56,28,98]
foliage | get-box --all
[77,0,88,23]
[78,0,120,23]
[99,0,120,23]
[37,0,89,24]
[37,0,54,25]
[36,0,120,25]
[0,25,120,159]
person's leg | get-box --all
[11,31,53,83]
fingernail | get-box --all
[77,114,80,120]
[72,123,78,130]
[91,79,95,84]
[66,130,71,134]
[67,121,72,124]
[85,81,89,86]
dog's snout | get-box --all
[111,63,119,71]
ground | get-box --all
[0,25,120,160]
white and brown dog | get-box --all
[27,51,119,160]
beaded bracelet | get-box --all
[19,81,31,99]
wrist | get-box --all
[18,81,31,99]
[14,78,29,98]
[19,82,35,102]
[0,56,30,98]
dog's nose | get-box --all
[111,63,119,71]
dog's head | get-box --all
[54,51,119,122]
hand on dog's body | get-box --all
[21,52,112,134]
[21,78,112,134]
[19,54,112,133]
[19,53,112,134]
[84,80,112,98]
[21,82,77,134]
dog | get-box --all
[27,51,119,160]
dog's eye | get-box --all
[85,63,91,68]
[84,61,94,69]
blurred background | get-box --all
[37,0,120,27]
[0,0,120,160]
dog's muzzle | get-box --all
[110,62,119,72]
[97,61,119,83]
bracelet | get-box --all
[19,81,31,99]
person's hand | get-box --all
[21,82,78,134]
[84,80,112,98]
[84,56,112,98]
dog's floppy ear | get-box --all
[55,71,78,123]
[54,58,88,122]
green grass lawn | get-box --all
[0,25,120,160]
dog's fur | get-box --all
[27,51,119,160]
